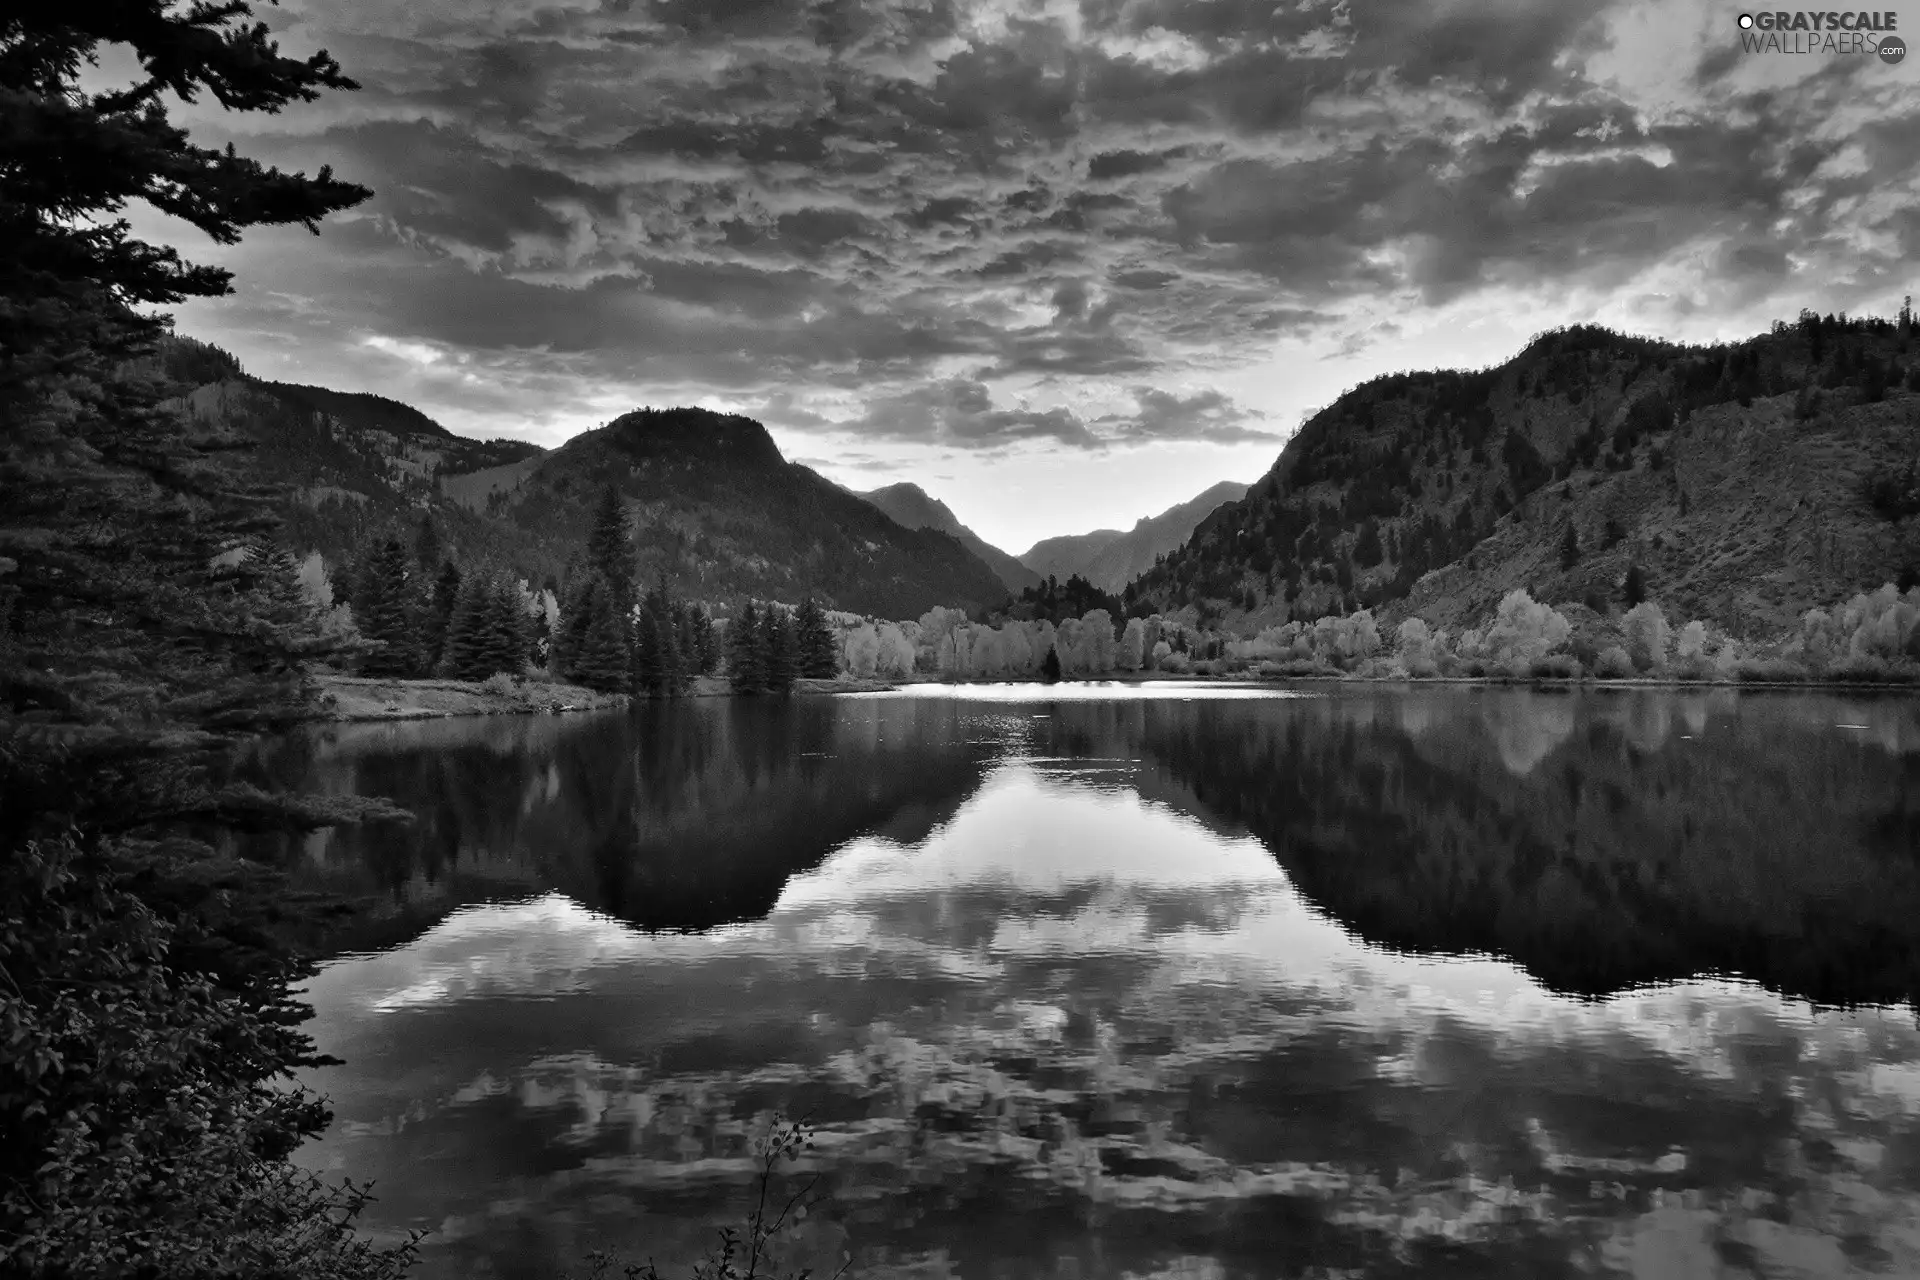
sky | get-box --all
[120,0,1920,553]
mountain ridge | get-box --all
[858,482,1041,592]
[158,343,1013,617]
[1020,480,1250,592]
[1130,314,1920,636]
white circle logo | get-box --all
[1738,12,1755,28]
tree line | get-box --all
[547,485,839,696]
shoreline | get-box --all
[312,668,1920,722]
[312,673,630,721]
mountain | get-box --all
[1018,528,1124,585]
[505,408,1011,616]
[859,482,1041,592]
[1019,480,1249,592]
[161,338,1014,616]
[1130,315,1920,634]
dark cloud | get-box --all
[1087,148,1186,180]
[1095,387,1280,445]
[178,0,1920,456]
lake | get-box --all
[250,682,1920,1279]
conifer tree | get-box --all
[477,574,530,679]
[424,558,462,671]
[1623,561,1648,608]
[1559,524,1581,571]
[693,603,721,674]
[413,514,443,576]
[585,485,633,606]
[0,0,421,1271]
[762,605,798,692]
[551,566,597,681]
[795,597,840,678]
[570,586,633,695]
[727,600,767,693]
[356,538,420,677]
[439,571,490,681]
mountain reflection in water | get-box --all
[254,685,1920,1280]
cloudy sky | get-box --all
[131,0,1920,552]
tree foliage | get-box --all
[0,0,421,1270]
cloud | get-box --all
[152,0,1920,462]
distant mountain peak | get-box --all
[858,482,1038,592]
[598,406,784,467]
[1018,481,1250,592]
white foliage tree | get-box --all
[293,550,333,610]
[1484,590,1571,669]
[1621,601,1671,671]
[846,623,881,678]
[875,623,917,677]
[1118,617,1147,671]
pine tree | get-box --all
[1623,561,1648,608]
[794,597,839,678]
[357,538,420,677]
[424,558,462,671]
[0,0,421,1271]
[477,574,529,679]
[585,485,632,603]
[727,600,767,693]
[413,514,443,576]
[1559,524,1581,570]
[439,572,491,681]
[763,605,798,693]
[570,587,633,694]
[691,602,720,675]
[1041,645,1064,682]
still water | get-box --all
[254,683,1920,1279]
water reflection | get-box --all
[267,687,1920,1279]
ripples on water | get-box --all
[243,685,1920,1279]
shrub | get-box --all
[1732,656,1809,682]
[1594,646,1636,678]
[1530,654,1582,679]
[481,671,518,696]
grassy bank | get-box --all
[314,673,630,721]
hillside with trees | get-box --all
[172,356,1019,621]
[510,408,1012,618]
[1128,312,1920,638]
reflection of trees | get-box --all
[250,700,994,954]
[1042,691,1920,1009]
[567,699,990,931]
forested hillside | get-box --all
[510,409,1013,617]
[160,342,1015,617]
[1129,312,1920,637]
